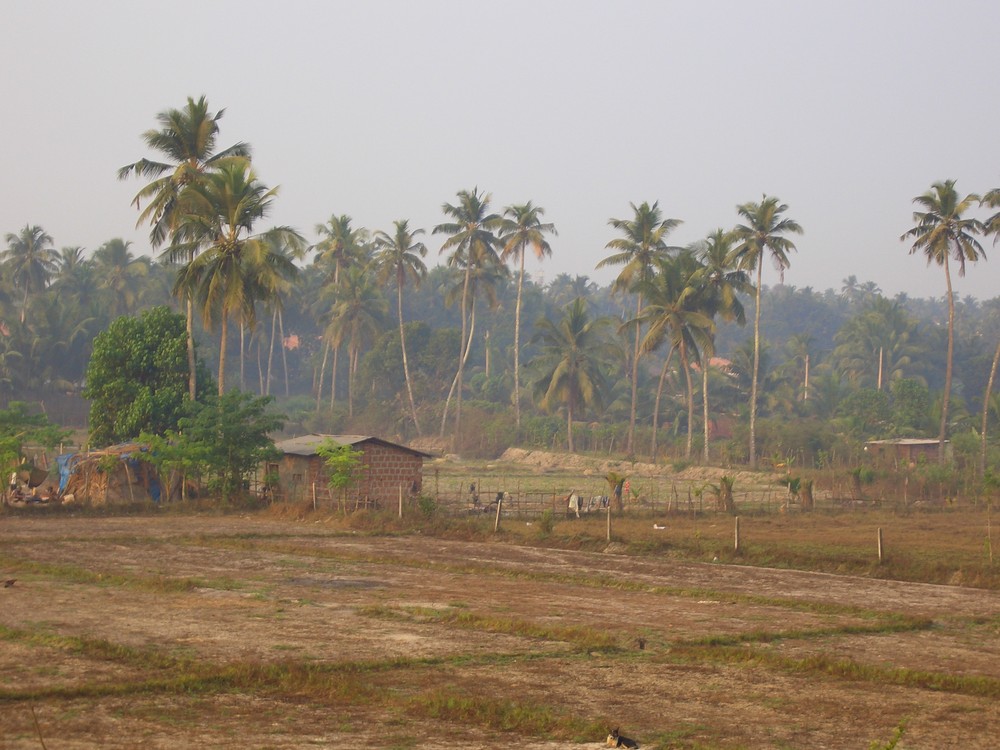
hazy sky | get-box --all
[3,0,999,300]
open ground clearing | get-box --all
[1,513,999,749]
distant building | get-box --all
[864,438,949,465]
[265,434,432,509]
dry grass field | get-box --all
[1,504,999,749]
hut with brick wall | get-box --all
[264,434,432,509]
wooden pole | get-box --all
[311,482,316,512]
[877,527,884,563]
[734,516,740,553]
[398,485,403,519]
[493,495,502,533]
[606,502,612,542]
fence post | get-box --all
[734,516,740,553]
[877,527,884,563]
[494,495,502,533]
[398,485,403,519]
[311,482,316,512]
[606,503,612,542]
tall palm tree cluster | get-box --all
[3,97,1000,469]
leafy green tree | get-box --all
[0,402,70,492]
[901,179,985,461]
[373,220,428,435]
[316,440,364,509]
[598,201,682,454]
[837,388,892,440]
[434,188,502,442]
[890,378,931,436]
[2,225,58,324]
[174,389,284,504]
[732,195,803,467]
[531,298,614,452]
[84,306,213,447]
[499,201,556,428]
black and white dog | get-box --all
[607,727,639,748]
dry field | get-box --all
[1,512,999,749]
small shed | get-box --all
[265,434,432,509]
[56,443,162,505]
[864,438,950,465]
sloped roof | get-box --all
[273,434,433,458]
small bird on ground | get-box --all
[3,579,16,588]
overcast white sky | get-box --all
[3,0,999,300]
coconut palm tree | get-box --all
[633,252,714,460]
[323,265,387,417]
[93,239,150,318]
[531,298,614,453]
[373,220,428,435]
[901,180,985,462]
[2,225,58,324]
[433,188,502,443]
[168,161,302,395]
[598,201,683,455]
[731,195,802,468]
[692,229,750,462]
[119,96,251,399]
[499,201,556,428]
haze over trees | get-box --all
[4,96,1000,479]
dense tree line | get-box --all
[4,97,1000,472]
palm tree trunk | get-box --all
[651,347,676,461]
[803,353,809,401]
[567,394,575,453]
[749,264,762,468]
[681,341,695,460]
[628,294,642,454]
[440,302,477,438]
[279,310,290,397]
[702,354,711,464]
[331,345,339,410]
[266,308,277,397]
[514,252,525,428]
[186,296,197,401]
[316,342,329,411]
[941,254,955,464]
[218,314,228,397]
[239,322,246,390]
[347,345,356,418]
[257,330,265,395]
[981,338,1000,477]
[398,275,422,436]
[441,263,473,440]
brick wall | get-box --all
[274,441,423,508]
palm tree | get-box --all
[832,298,924,390]
[499,201,557,428]
[531,298,614,453]
[314,214,366,286]
[692,229,750,462]
[373,220,428,435]
[323,265,387,417]
[433,188,502,443]
[51,247,96,309]
[254,233,306,397]
[2,225,58,324]
[633,252,714,460]
[93,239,150,318]
[598,201,683,455]
[168,161,302,395]
[119,95,251,399]
[901,180,985,461]
[731,195,803,468]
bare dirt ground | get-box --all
[1,514,999,749]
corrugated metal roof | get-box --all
[273,433,433,458]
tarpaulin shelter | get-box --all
[56,442,161,505]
